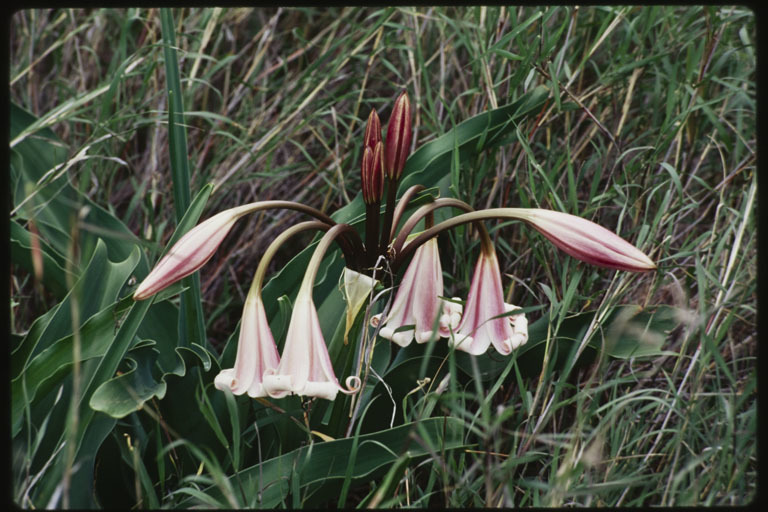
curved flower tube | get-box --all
[375,237,460,346]
[261,224,362,400]
[448,249,528,355]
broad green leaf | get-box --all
[10,218,72,298]
[452,305,679,383]
[177,416,467,508]
[10,102,149,278]
[12,240,140,383]
[397,85,550,197]
[26,297,154,508]
[90,298,215,419]
[89,342,166,418]
[12,307,116,435]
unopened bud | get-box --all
[361,141,384,204]
[363,108,381,150]
[516,209,656,272]
[133,208,244,300]
[384,91,412,180]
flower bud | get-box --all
[361,109,384,204]
[517,209,656,272]
[361,141,384,204]
[384,91,412,180]
[133,208,244,300]
[363,108,381,149]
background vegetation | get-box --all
[10,6,756,508]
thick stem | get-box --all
[364,202,380,269]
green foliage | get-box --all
[10,6,755,508]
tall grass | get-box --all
[10,6,755,507]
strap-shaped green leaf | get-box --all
[176,416,467,508]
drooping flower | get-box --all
[261,224,362,401]
[384,91,412,181]
[448,249,528,355]
[133,207,247,300]
[514,208,656,272]
[214,293,280,398]
[375,237,459,346]
[262,292,360,401]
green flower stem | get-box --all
[230,200,365,270]
[299,223,359,297]
[392,208,525,269]
[249,221,331,298]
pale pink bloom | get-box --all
[448,251,528,355]
[376,238,458,346]
[214,294,280,398]
[262,294,360,401]
[515,209,656,272]
[133,208,245,300]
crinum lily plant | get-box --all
[134,91,655,402]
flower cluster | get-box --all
[133,90,656,402]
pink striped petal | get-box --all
[214,295,280,398]
[263,295,360,401]
[379,238,444,346]
[516,209,655,272]
[449,251,527,355]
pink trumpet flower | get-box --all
[515,209,656,272]
[376,238,460,346]
[213,294,280,398]
[449,250,528,355]
[262,293,360,401]
[133,208,246,300]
